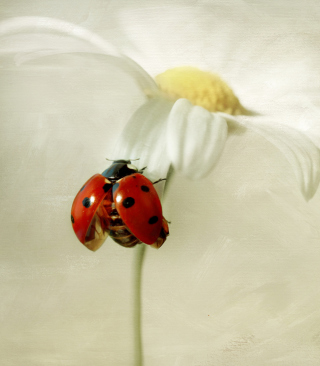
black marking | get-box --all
[103,183,112,193]
[122,197,135,208]
[148,216,158,225]
[80,185,85,192]
[71,215,74,224]
[141,185,149,192]
[82,197,91,208]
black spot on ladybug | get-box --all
[80,185,85,192]
[82,197,91,208]
[141,185,149,192]
[132,176,136,179]
[103,183,112,193]
[148,216,158,225]
[71,215,74,224]
[122,197,135,208]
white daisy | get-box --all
[1,10,319,200]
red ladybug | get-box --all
[71,160,169,251]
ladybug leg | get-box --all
[152,178,167,185]
[139,166,147,174]
[150,216,169,249]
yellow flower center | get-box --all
[155,67,244,115]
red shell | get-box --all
[113,173,163,244]
[71,174,112,251]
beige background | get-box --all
[1,1,320,365]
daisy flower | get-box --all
[1,10,319,201]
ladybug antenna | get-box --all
[105,158,115,161]
[130,158,140,161]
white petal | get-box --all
[166,99,228,180]
[222,114,320,201]
[0,16,157,93]
[111,97,174,195]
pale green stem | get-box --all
[133,243,146,366]
[132,168,173,366]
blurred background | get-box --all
[1,1,320,365]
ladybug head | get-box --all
[101,160,139,181]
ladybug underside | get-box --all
[85,196,140,249]
[84,194,168,250]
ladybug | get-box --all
[71,160,169,251]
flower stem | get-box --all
[132,170,172,365]
[133,243,146,366]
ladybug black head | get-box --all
[113,159,131,164]
[102,160,138,181]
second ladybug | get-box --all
[71,160,169,251]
